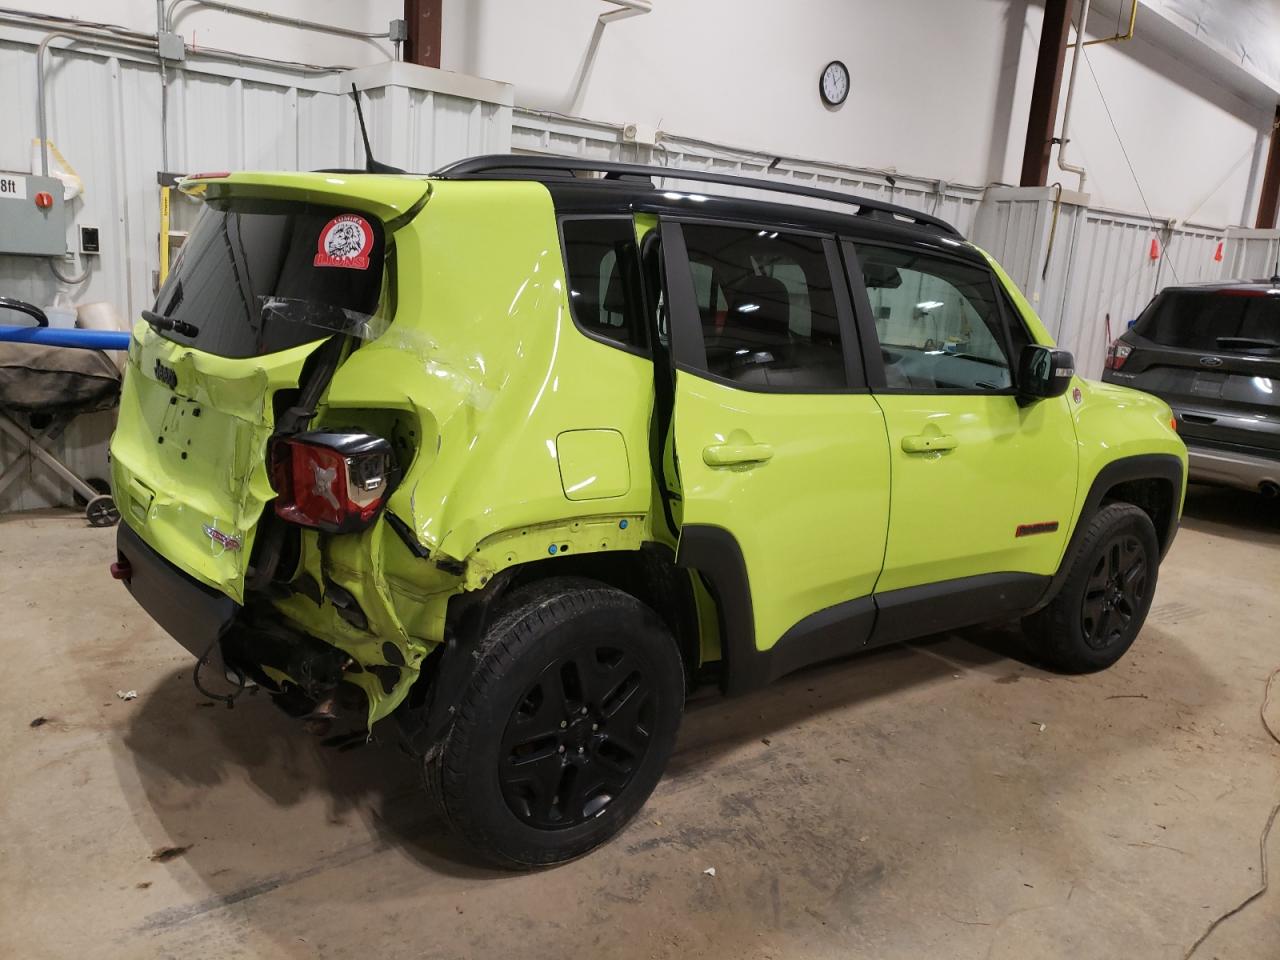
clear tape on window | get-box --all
[258,296,390,342]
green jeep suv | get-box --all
[109,156,1186,867]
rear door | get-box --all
[110,197,393,603]
[844,238,1077,612]
[1118,288,1280,456]
[661,219,891,663]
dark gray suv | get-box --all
[1103,280,1279,498]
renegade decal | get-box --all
[202,523,242,551]
[314,214,373,269]
[1015,521,1060,538]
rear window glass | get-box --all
[1134,289,1280,352]
[561,218,646,349]
[152,199,386,358]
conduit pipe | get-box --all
[1056,0,1091,194]
[1085,0,1136,46]
[34,29,156,178]
[164,0,392,44]
[599,0,652,24]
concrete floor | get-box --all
[2,487,1278,959]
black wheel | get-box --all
[425,577,684,868]
[1024,503,1159,673]
[85,494,120,527]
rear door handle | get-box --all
[1180,413,1216,425]
[703,441,774,467]
[901,433,957,454]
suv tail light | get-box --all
[1105,340,1133,370]
[269,430,399,533]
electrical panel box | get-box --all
[0,174,66,257]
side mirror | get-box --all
[1017,344,1074,403]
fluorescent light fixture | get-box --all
[916,300,945,310]
[737,303,760,313]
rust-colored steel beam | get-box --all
[1021,0,1074,187]
[1255,107,1280,229]
[405,0,442,68]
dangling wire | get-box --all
[192,636,246,709]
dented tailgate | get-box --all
[111,329,322,603]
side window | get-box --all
[854,243,1017,391]
[562,218,645,349]
[679,223,846,390]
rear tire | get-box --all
[1024,503,1159,673]
[425,577,684,868]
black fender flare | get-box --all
[1030,452,1184,614]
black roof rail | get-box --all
[433,154,962,238]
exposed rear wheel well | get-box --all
[1100,477,1176,555]
[493,545,703,684]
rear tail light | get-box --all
[269,430,399,533]
[1105,340,1133,370]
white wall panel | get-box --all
[1222,228,1280,280]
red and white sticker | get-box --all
[314,214,373,269]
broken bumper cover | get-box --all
[116,520,238,660]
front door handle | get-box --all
[901,432,957,454]
[703,441,774,467]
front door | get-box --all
[660,219,891,685]
[844,239,1078,607]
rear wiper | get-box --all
[142,309,199,338]
[1215,336,1280,354]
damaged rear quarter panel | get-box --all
[278,181,658,724]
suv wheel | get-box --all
[425,577,684,868]
[1024,503,1160,673]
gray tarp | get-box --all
[0,342,121,414]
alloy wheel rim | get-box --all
[1081,534,1148,650]
[498,644,655,829]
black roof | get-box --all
[433,154,975,260]
[1158,278,1280,293]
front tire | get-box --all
[425,577,685,868]
[1024,503,1160,673]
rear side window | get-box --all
[562,218,646,349]
[854,243,1016,391]
[678,224,846,390]
[1134,289,1280,352]
[154,199,386,359]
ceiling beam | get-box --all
[1255,107,1280,229]
[1021,0,1074,187]
[404,0,441,69]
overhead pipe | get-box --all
[598,0,652,24]
[1085,0,1136,46]
[1056,0,1091,194]
[164,0,392,44]
[33,29,156,177]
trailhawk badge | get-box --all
[202,523,242,551]
[314,214,373,269]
